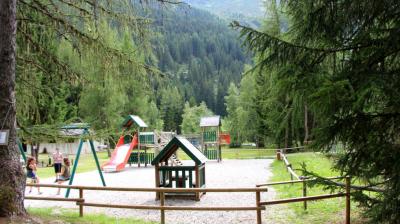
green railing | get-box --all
[203,131,217,142]
[159,166,197,188]
[128,152,154,165]
[204,149,218,160]
[139,134,155,144]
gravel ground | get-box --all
[25,159,289,224]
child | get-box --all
[52,148,63,181]
[26,157,42,194]
[56,158,71,195]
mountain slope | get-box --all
[145,3,250,116]
[182,0,266,27]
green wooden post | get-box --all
[89,138,106,186]
[65,138,84,198]
[17,139,26,163]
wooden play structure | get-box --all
[151,136,207,200]
[103,115,150,171]
[199,116,231,161]
[102,115,175,171]
[128,130,175,166]
[200,116,222,161]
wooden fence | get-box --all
[272,150,383,223]
[279,151,301,181]
[257,177,351,224]
[277,150,346,212]
[25,150,377,224]
[25,179,353,224]
[25,184,268,224]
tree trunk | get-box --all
[30,144,35,160]
[34,143,39,163]
[284,122,289,150]
[304,103,309,144]
[0,0,26,217]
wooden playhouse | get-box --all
[151,136,207,200]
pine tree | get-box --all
[234,0,400,222]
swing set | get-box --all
[18,123,106,198]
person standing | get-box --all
[26,157,42,194]
[52,148,63,181]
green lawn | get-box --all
[35,151,110,179]
[27,207,155,224]
[270,152,363,223]
[34,147,275,179]
[178,147,276,160]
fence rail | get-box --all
[25,184,268,224]
[279,151,301,181]
[256,176,352,224]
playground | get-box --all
[21,115,358,224]
[25,159,278,224]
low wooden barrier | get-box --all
[256,176,352,224]
[25,184,268,224]
[278,151,300,181]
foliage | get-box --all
[159,86,184,133]
[181,102,213,134]
[270,153,363,224]
[224,66,262,146]
[234,0,400,222]
[15,1,249,142]
[15,0,164,141]
[147,4,249,115]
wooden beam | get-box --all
[26,183,268,192]
[260,193,345,206]
[25,196,83,202]
[81,203,265,211]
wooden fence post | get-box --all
[160,191,165,224]
[288,164,293,181]
[256,191,262,224]
[345,176,351,224]
[302,179,307,210]
[79,188,84,217]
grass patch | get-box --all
[35,151,110,179]
[270,152,362,223]
[177,147,276,160]
[27,207,156,224]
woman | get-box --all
[26,157,42,194]
[57,158,71,195]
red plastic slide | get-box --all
[102,134,138,172]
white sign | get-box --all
[0,130,9,145]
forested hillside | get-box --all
[14,1,249,137]
[148,4,249,117]
[183,0,265,27]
